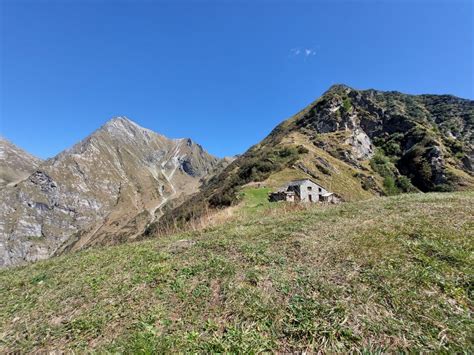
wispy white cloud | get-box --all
[290,48,302,56]
[290,47,318,58]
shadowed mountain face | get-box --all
[0,137,43,188]
[148,85,473,233]
[0,117,225,267]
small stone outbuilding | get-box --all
[268,190,296,202]
[268,179,338,203]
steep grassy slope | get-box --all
[1,192,472,352]
[148,85,473,231]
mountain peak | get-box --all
[99,116,159,140]
[103,116,139,129]
[325,83,353,94]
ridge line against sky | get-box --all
[0,0,472,159]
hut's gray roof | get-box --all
[287,179,313,186]
[287,179,326,187]
[284,179,330,191]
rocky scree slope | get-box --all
[0,117,224,267]
[148,85,473,232]
[0,136,43,188]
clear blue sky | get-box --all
[0,0,472,159]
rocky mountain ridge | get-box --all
[0,117,225,267]
[148,84,474,233]
[0,137,43,188]
[297,85,473,190]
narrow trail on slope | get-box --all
[148,143,183,224]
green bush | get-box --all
[341,97,352,113]
[278,146,298,158]
[383,141,402,156]
[396,175,415,192]
[383,176,399,195]
[239,159,277,181]
[370,151,393,177]
[444,137,465,157]
[209,190,235,207]
[419,160,433,182]
[370,150,406,195]
[374,133,404,158]
[297,145,309,154]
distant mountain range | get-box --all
[0,117,228,267]
[1,85,473,267]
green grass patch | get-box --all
[239,187,272,213]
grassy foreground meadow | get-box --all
[1,191,473,352]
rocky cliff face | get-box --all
[0,117,224,267]
[0,137,43,188]
[148,85,473,233]
[295,85,473,191]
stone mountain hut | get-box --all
[268,179,338,203]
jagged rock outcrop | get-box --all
[0,137,43,188]
[0,117,225,267]
[293,84,473,190]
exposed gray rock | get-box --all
[345,129,374,160]
[0,117,228,268]
[426,146,447,185]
